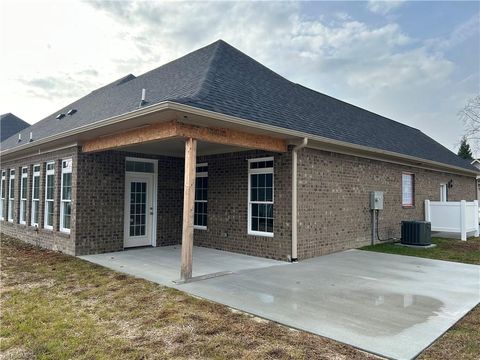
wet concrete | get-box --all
[81,248,480,360]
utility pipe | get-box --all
[291,137,308,262]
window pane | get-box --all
[33,201,39,224]
[46,202,54,226]
[63,202,71,229]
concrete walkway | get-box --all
[80,247,480,360]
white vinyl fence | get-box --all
[425,200,479,241]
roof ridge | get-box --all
[188,40,225,101]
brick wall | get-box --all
[296,147,477,260]
[2,144,475,262]
[193,150,292,260]
[74,150,183,255]
[0,147,78,254]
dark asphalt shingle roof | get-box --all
[0,113,30,142]
[1,40,475,172]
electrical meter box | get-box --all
[370,191,384,210]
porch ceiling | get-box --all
[117,138,251,157]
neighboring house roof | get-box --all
[1,40,476,172]
[0,113,30,142]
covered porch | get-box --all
[78,111,296,281]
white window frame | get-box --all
[8,169,15,222]
[0,170,5,220]
[440,183,448,202]
[248,157,274,237]
[194,163,208,230]
[402,172,415,207]
[60,159,72,233]
[19,167,28,224]
[44,161,55,230]
[31,165,41,227]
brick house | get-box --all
[1,40,477,280]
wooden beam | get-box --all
[180,138,196,281]
[82,120,178,153]
[175,122,287,153]
[82,120,287,153]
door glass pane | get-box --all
[129,181,147,237]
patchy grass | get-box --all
[1,234,378,360]
[361,237,480,265]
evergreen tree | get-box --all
[458,137,473,160]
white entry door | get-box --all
[124,173,155,247]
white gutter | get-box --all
[291,137,308,262]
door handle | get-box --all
[149,207,153,215]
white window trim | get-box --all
[31,165,40,227]
[60,159,72,233]
[194,162,208,230]
[0,170,5,220]
[8,169,15,222]
[248,157,274,237]
[44,161,55,230]
[19,167,28,224]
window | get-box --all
[60,159,72,233]
[126,160,154,173]
[31,165,41,226]
[248,157,274,236]
[44,161,55,229]
[19,167,28,224]
[402,173,415,207]
[8,169,15,222]
[194,163,208,229]
[0,170,5,220]
[440,183,448,202]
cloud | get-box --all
[17,72,96,99]
[426,13,480,51]
[2,0,477,154]
[367,1,405,15]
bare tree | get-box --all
[460,95,480,152]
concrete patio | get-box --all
[80,247,480,360]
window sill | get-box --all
[402,205,415,209]
[248,230,274,238]
[194,226,207,231]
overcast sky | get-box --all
[1,1,479,154]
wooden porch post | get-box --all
[180,137,197,281]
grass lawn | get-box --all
[361,236,480,265]
[0,234,378,360]
[362,236,480,359]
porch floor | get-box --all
[79,245,285,285]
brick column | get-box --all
[53,159,61,231]
[38,162,46,229]
[14,167,21,224]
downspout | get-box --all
[291,137,308,262]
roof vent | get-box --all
[139,88,148,106]
[29,132,33,142]
[18,133,22,142]
[67,109,77,116]
[56,113,66,120]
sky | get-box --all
[0,0,479,154]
